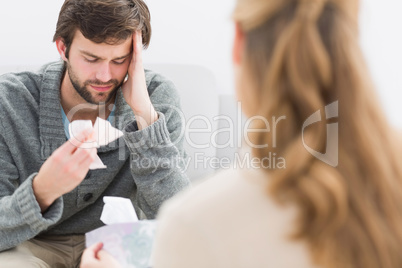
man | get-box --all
[0,0,189,266]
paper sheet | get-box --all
[86,221,157,268]
[86,197,156,268]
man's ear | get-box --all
[55,38,68,61]
[232,23,245,66]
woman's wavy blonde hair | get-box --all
[233,0,402,267]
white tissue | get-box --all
[100,196,139,225]
[93,117,124,147]
[89,155,107,170]
[69,117,123,170]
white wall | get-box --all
[359,0,402,128]
[0,0,401,127]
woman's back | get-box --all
[154,168,318,268]
[155,0,402,267]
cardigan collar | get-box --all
[38,61,134,160]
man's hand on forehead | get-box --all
[121,30,158,130]
[134,30,143,61]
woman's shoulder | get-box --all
[155,167,316,268]
[160,168,271,216]
[157,167,300,245]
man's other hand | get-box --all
[80,242,122,268]
[32,128,97,212]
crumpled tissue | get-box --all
[68,117,123,169]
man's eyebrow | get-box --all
[113,53,131,60]
[80,50,104,60]
[80,50,131,60]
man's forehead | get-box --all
[71,30,132,56]
[72,30,132,44]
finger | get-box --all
[70,128,96,149]
[71,145,97,164]
[97,249,121,265]
[91,242,104,258]
[51,132,89,164]
[133,30,143,63]
[63,128,94,154]
[97,249,112,260]
[82,242,104,259]
[66,148,97,177]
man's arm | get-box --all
[121,31,190,219]
[0,127,96,251]
[0,128,62,252]
[123,97,190,219]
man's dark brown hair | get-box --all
[53,0,151,58]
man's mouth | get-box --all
[90,85,112,92]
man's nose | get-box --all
[95,63,112,82]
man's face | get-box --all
[65,31,132,105]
